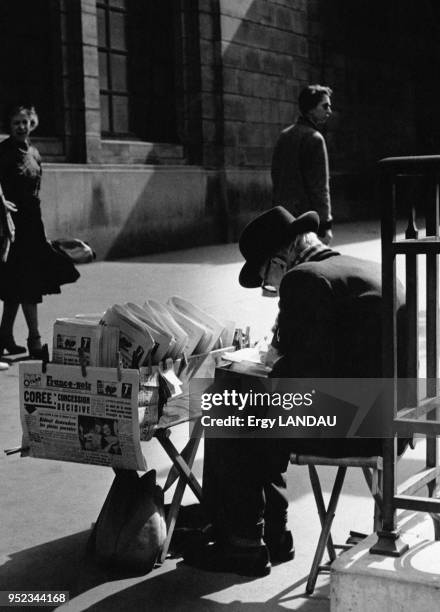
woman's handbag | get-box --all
[51,238,96,264]
[91,469,166,574]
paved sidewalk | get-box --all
[0,220,429,611]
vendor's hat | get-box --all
[238,206,319,288]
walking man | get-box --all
[272,85,333,244]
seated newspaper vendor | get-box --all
[184,206,409,577]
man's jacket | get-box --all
[272,254,405,379]
[271,116,332,228]
[271,254,408,456]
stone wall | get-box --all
[219,0,308,169]
[40,164,228,260]
[195,0,311,234]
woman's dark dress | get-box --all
[0,137,79,303]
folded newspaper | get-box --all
[19,361,147,471]
[167,296,225,354]
[52,318,119,367]
[101,304,156,368]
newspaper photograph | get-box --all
[19,361,147,471]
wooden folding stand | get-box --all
[155,418,204,563]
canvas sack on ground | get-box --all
[92,469,166,573]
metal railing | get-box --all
[371,155,440,556]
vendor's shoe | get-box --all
[27,336,44,359]
[169,526,212,557]
[265,529,295,563]
[0,334,26,356]
[183,540,271,577]
[0,361,9,371]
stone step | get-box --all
[330,515,440,612]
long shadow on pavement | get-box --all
[71,560,328,612]
[0,531,90,610]
[0,530,328,612]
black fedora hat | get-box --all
[238,206,319,288]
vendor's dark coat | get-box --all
[272,254,405,379]
[270,254,408,456]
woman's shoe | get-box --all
[0,334,26,356]
[27,336,44,359]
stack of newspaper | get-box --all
[142,297,234,358]
[101,304,157,368]
[52,297,234,371]
[52,318,119,367]
[104,298,234,367]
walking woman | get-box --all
[0,104,79,358]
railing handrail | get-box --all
[379,154,440,174]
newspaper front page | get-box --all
[19,361,147,471]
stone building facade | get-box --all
[0,0,438,257]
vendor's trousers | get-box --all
[202,437,291,540]
[202,436,385,541]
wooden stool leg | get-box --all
[306,467,347,595]
[308,465,337,561]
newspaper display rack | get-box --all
[15,296,241,566]
[18,347,229,472]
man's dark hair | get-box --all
[298,85,332,116]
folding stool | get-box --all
[289,453,383,594]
